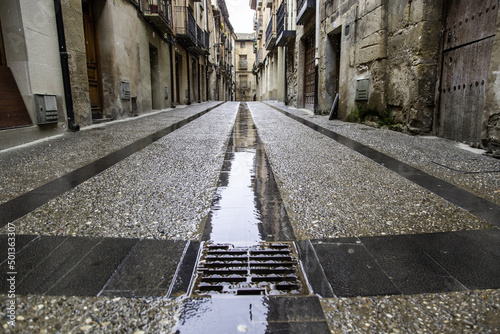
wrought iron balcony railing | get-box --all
[265,13,276,50]
[276,0,295,46]
[140,0,173,33]
[296,0,315,25]
[174,6,197,47]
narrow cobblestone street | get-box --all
[1,102,500,332]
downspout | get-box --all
[313,0,320,113]
[53,0,79,131]
[284,46,288,105]
[169,34,175,107]
[187,53,191,104]
[197,60,201,102]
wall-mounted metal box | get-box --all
[35,94,58,124]
[120,80,131,100]
[355,79,369,101]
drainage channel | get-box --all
[195,102,301,297]
[175,103,331,333]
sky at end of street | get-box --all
[225,0,255,33]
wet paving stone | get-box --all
[312,230,500,297]
[101,239,187,298]
[175,296,330,333]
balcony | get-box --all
[276,0,295,46]
[256,17,263,39]
[296,0,315,25]
[265,14,276,50]
[140,0,173,34]
[174,7,197,49]
[256,47,264,67]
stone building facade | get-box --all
[0,0,235,150]
[252,0,500,155]
[235,33,257,101]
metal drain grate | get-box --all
[191,242,309,296]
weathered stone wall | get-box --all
[62,0,92,126]
[386,0,443,134]
[484,7,500,156]
[319,0,443,134]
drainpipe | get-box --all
[314,0,320,113]
[187,53,191,104]
[284,46,288,105]
[168,34,175,107]
[198,60,201,102]
[206,55,209,100]
[53,0,79,131]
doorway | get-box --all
[175,53,182,105]
[83,0,103,119]
[304,34,315,110]
[325,32,341,118]
[149,45,160,110]
[0,21,32,129]
[438,0,498,145]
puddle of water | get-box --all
[202,103,295,246]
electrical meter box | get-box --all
[35,94,59,124]
[355,79,369,101]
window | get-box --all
[239,75,248,89]
[239,55,248,70]
[240,41,246,48]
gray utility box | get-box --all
[355,79,369,101]
[35,94,58,124]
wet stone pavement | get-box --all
[0,101,499,333]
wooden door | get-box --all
[0,23,6,67]
[304,34,315,109]
[83,0,103,119]
[0,22,32,129]
[438,0,498,144]
[175,53,182,104]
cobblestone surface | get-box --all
[266,101,500,206]
[0,103,238,240]
[1,102,498,333]
[248,102,493,240]
[0,295,183,333]
[0,102,221,205]
[321,290,500,333]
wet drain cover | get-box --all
[190,242,309,296]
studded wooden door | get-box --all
[304,34,315,110]
[83,0,103,119]
[439,0,498,145]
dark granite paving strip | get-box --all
[44,237,138,296]
[100,239,187,298]
[312,239,401,297]
[264,103,500,227]
[0,235,67,293]
[454,229,500,260]
[407,232,500,290]
[295,240,335,298]
[0,235,194,297]
[360,235,466,295]
[0,103,224,228]
[168,241,201,298]
[312,230,500,297]
[0,234,39,264]
[16,237,103,295]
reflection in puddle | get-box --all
[202,102,295,245]
[176,297,268,333]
